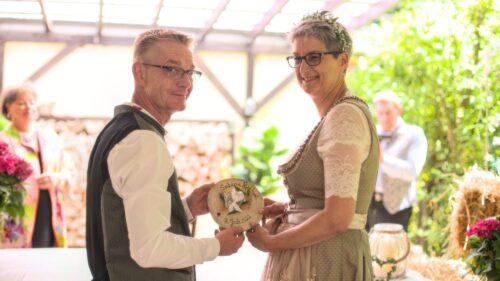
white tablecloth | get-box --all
[0,245,428,281]
[0,242,267,281]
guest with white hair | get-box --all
[366,90,428,232]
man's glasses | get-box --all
[286,51,343,68]
[142,63,202,81]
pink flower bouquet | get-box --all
[466,217,500,280]
[0,140,33,242]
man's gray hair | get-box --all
[374,90,403,109]
[133,28,192,62]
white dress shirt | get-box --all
[376,118,428,210]
[106,104,220,269]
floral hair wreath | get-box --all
[301,10,353,55]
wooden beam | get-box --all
[26,43,81,82]
[0,31,291,53]
[38,0,53,33]
[152,0,164,27]
[254,72,295,113]
[192,53,245,118]
[97,0,104,38]
[0,41,4,92]
[197,0,231,44]
[248,0,289,44]
[245,52,255,118]
[0,18,287,39]
[345,0,398,30]
[322,0,345,11]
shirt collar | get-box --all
[124,102,163,127]
[117,103,167,136]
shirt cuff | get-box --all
[202,237,221,262]
[182,197,195,222]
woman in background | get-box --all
[0,85,71,248]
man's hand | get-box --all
[246,224,273,252]
[186,183,213,217]
[262,198,286,219]
[215,227,245,256]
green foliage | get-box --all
[348,0,499,255]
[467,232,500,279]
[0,115,7,132]
[231,126,288,197]
[0,173,26,218]
[372,256,398,281]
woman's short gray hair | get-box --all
[288,11,353,56]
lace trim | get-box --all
[321,104,366,145]
[319,104,370,200]
[323,147,360,200]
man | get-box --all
[366,90,427,232]
[86,29,244,281]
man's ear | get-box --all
[132,62,145,85]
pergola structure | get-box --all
[0,0,398,122]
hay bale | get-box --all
[449,168,500,257]
[408,245,480,281]
[408,256,480,281]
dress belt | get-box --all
[285,208,367,230]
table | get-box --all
[0,242,267,281]
[0,245,428,281]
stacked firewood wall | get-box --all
[38,117,233,247]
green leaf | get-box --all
[230,126,288,197]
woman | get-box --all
[246,11,379,280]
[0,85,69,248]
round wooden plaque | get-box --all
[207,178,264,231]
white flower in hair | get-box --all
[302,10,353,55]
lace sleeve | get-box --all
[317,103,371,200]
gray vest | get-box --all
[378,123,416,214]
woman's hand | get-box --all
[36,174,56,191]
[246,224,274,252]
[262,198,287,219]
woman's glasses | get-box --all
[286,51,343,68]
